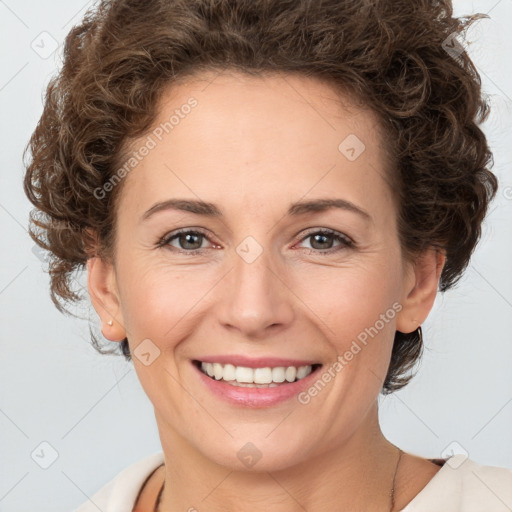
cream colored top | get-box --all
[73,451,512,511]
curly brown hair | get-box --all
[23,0,498,394]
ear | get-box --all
[87,256,127,342]
[395,247,446,334]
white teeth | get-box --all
[199,362,314,385]
[223,363,236,381]
[272,367,286,383]
[297,366,310,379]
[226,381,280,388]
[285,366,297,382]
[213,363,223,380]
[235,366,253,383]
[254,367,273,384]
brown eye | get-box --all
[176,232,204,250]
[159,229,211,252]
[309,233,335,250]
[298,229,353,254]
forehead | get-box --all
[153,70,382,151]
[116,70,394,220]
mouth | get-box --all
[193,360,323,388]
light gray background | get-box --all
[1,1,511,511]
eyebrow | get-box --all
[141,198,371,222]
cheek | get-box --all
[117,260,218,344]
[296,263,401,395]
[296,262,400,338]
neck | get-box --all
[154,401,401,512]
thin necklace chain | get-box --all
[390,447,403,511]
[154,447,403,512]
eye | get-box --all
[296,229,354,254]
[157,227,354,255]
[157,228,214,254]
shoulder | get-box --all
[402,454,512,512]
[71,452,165,512]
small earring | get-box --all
[107,319,113,326]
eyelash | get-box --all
[156,227,355,256]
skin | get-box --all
[87,70,446,512]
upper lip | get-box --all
[194,355,321,368]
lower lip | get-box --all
[192,361,322,408]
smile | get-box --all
[196,361,321,387]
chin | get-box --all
[193,432,317,473]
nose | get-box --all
[215,240,295,339]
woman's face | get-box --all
[89,71,441,471]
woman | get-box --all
[23,0,511,511]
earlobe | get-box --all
[87,257,127,342]
[395,248,446,334]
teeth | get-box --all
[226,381,280,388]
[285,366,297,382]
[213,363,223,380]
[272,367,286,383]
[254,367,272,384]
[199,362,314,384]
[297,366,310,379]
[223,363,236,381]
[235,366,253,383]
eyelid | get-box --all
[294,227,354,247]
[157,227,217,251]
[158,226,355,254]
